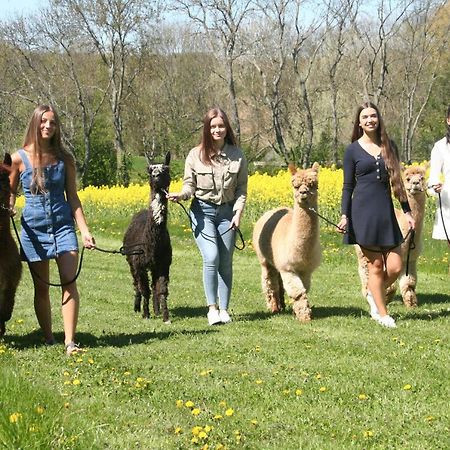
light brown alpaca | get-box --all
[356,164,427,308]
[253,162,321,321]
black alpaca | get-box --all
[0,153,22,337]
[123,152,172,323]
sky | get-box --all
[0,0,48,20]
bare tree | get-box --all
[349,0,413,105]
[323,0,360,164]
[60,0,161,185]
[173,0,253,142]
[395,0,450,161]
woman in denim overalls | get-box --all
[9,105,95,355]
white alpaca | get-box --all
[252,163,321,321]
[356,164,427,308]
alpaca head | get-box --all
[289,162,319,207]
[0,153,12,211]
[145,151,171,192]
[402,164,427,197]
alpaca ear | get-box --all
[311,162,320,172]
[288,163,297,175]
[145,151,154,166]
[3,153,12,167]
[164,152,171,166]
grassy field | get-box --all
[1,204,449,449]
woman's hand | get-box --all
[8,207,16,217]
[230,210,242,229]
[404,212,416,230]
[167,192,182,202]
[82,232,96,249]
[432,182,443,194]
[337,215,347,233]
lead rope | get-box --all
[10,215,144,288]
[165,191,245,251]
[308,206,415,275]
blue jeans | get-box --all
[189,199,236,310]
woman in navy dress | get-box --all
[9,105,95,354]
[337,102,415,328]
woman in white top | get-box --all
[428,105,450,242]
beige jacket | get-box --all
[180,144,248,212]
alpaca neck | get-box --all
[407,193,426,234]
[291,200,319,241]
[148,190,168,226]
[0,213,11,242]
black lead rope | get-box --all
[170,197,245,251]
[10,215,84,287]
[437,192,450,246]
[308,206,415,275]
[10,216,144,288]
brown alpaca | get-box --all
[253,162,321,321]
[0,153,22,337]
[356,164,427,308]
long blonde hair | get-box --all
[351,101,407,203]
[23,105,74,193]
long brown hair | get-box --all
[351,101,407,203]
[199,107,236,165]
[23,104,74,193]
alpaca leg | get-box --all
[151,277,160,317]
[136,269,151,319]
[0,287,15,337]
[280,271,312,322]
[399,260,418,308]
[155,275,170,323]
[134,291,142,313]
[278,273,285,310]
[385,282,397,304]
[260,264,283,313]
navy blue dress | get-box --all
[341,141,409,247]
[19,149,78,262]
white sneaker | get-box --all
[366,292,381,320]
[377,315,397,328]
[207,309,221,326]
[219,310,232,324]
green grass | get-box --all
[1,214,449,449]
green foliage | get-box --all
[1,204,449,449]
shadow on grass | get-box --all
[171,305,208,318]
[417,293,450,305]
[3,328,217,350]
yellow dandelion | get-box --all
[29,425,38,432]
[214,414,223,420]
[136,377,145,383]
[225,408,234,417]
[72,379,81,386]
[363,430,374,438]
[176,400,184,408]
[204,425,212,433]
[199,431,207,439]
[316,374,322,380]
[200,445,209,450]
[241,372,249,377]
[403,384,412,390]
[191,437,199,444]
[255,345,261,352]
[219,401,227,407]
[283,389,290,395]
[295,389,303,396]
[63,380,71,385]
[9,412,22,423]
[185,400,194,408]
[174,427,182,434]
[88,358,94,364]
[63,371,70,377]
[319,387,327,392]
[16,319,24,324]
[251,419,258,425]
[64,402,70,409]
[358,394,367,400]
[36,406,45,414]
[255,379,263,384]
[124,371,131,376]
[192,408,201,416]
[192,426,202,436]
[425,416,434,422]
